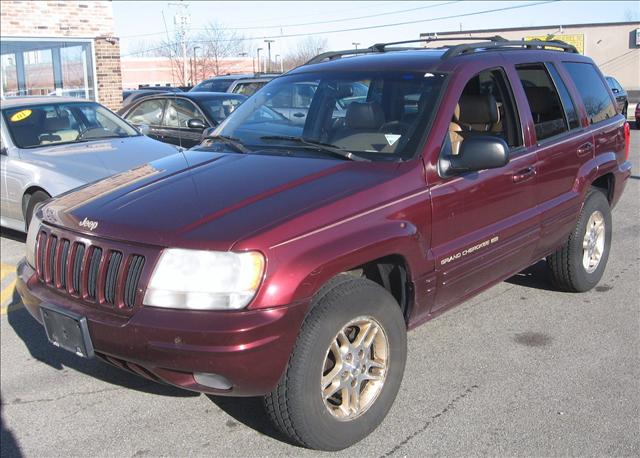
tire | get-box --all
[24,190,50,231]
[264,275,407,451]
[547,188,612,292]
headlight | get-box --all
[25,211,42,268]
[143,248,265,310]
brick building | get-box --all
[0,0,123,110]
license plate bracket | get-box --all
[40,303,95,358]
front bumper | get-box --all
[16,259,308,396]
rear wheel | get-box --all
[24,190,50,231]
[547,188,612,292]
[264,276,407,451]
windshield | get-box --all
[215,70,447,161]
[200,96,246,124]
[191,79,234,93]
[3,102,139,148]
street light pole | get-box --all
[192,46,200,84]
[264,39,275,73]
[256,47,263,73]
[352,42,360,50]
[275,54,283,73]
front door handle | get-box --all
[577,142,594,157]
[293,112,306,118]
[512,166,536,183]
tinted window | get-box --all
[605,76,622,92]
[200,97,244,124]
[163,98,205,128]
[563,62,617,124]
[233,81,267,96]
[546,63,580,130]
[191,79,234,93]
[516,64,568,141]
[127,99,165,126]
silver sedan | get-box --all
[0,97,179,232]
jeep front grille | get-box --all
[34,226,155,312]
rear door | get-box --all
[429,64,539,312]
[514,62,594,257]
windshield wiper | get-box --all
[202,135,251,154]
[260,135,370,162]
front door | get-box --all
[159,98,208,148]
[429,65,539,312]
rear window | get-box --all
[563,62,617,124]
[191,79,234,93]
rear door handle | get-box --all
[512,166,536,183]
[577,142,594,157]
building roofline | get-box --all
[421,20,640,37]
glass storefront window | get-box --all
[24,49,55,96]
[0,39,95,100]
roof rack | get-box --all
[442,39,578,59]
[304,36,577,66]
[305,36,507,65]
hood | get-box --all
[40,149,399,250]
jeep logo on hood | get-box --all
[78,217,99,231]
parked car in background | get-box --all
[0,97,178,232]
[191,73,279,97]
[122,86,183,105]
[605,76,628,118]
[118,92,246,148]
[635,103,640,129]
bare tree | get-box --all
[283,36,329,70]
[197,22,245,76]
[156,31,198,86]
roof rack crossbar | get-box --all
[370,35,507,52]
[442,39,578,59]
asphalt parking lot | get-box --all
[1,130,639,458]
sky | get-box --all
[112,0,640,58]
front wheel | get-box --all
[264,276,407,451]
[547,188,612,292]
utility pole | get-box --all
[170,1,190,86]
[264,39,275,73]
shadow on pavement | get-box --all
[0,398,23,458]
[0,227,26,243]
[6,289,196,398]
[505,259,555,291]
[206,395,299,447]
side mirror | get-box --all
[440,136,509,177]
[200,126,216,142]
[611,88,619,94]
[187,118,207,130]
[138,124,150,135]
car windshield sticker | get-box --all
[385,134,401,146]
[10,109,32,122]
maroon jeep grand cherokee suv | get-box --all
[17,38,631,450]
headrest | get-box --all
[454,94,499,125]
[523,87,555,115]
[345,102,385,129]
[44,115,71,131]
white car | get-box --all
[1,97,178,232]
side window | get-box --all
[163,98,203,128]
[449,68,521,155]
[293,84,317,108]
[267,85,293,108]
[563,62,617,125]
[516,63,568,141]
[126,99,165,126]
[547,63,580,130]
[233,82,265,96]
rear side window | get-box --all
[127,99,165,126]
[563,62,616,125]
[547,63,580,130]
[516,64,568,141]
